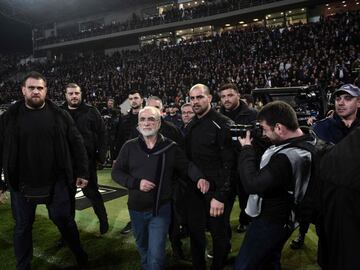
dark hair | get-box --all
[65,83,81,92]
[258,101,298,131]
[21,71,47,87]
[219,83,239,93]
[128,89,143,97]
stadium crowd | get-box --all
[2,10,360,110]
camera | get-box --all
[230,122,263,141]
[252,86,328,126]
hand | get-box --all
[76,178,88,188]
[210,198,224,217]
[139,179,156,192]
[197,179,209,194]
[238,130,252,147]
[306,116,316,126]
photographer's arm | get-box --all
[238,131,292,195]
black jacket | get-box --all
[62,102,107,164]
[0,100,89,191]
[112,134,204,215]
[319,126,360,270]
[185,109,236,203]
[238,133,314,223]
[312,112,360,144]
[115,109,138,157]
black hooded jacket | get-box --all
[319,126,360,270]
[112,134,204,215]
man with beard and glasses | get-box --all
[0,72,89,269]
[185,83,236,270]
[62,83,109,235]
[115,89,144,235]
[112,106,209,270]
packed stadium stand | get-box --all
[0,0,359,108]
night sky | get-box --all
[0,14,32,54]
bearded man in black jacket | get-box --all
[62,83,109,234]
[0,72,89,269]
[219,83,257,233]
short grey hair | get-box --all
[146,96,164,110]
[139,106,161,121]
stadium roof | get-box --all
[0,0,164,25]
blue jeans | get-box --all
[11,179,86,270]
[235,217,293,270]
[129,203,171,270]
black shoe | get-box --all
[76,251,89,269]
[236,224,248,233]
[100,219,109,235]
[56,237,66,249]
[120,221,132,235]
[290,234,305,250]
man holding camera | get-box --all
[219,83,257,233]
[235,101,315,270]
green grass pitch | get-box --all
[0,169,320,269]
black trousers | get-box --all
[81,164,108,222]
[186,186,231,270]
[10,179,86,270]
